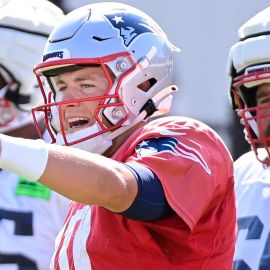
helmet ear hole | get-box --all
[239,85,258,109]
[137,78,157,92]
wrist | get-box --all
[0,134,49,181]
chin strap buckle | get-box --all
[141,85,178,118]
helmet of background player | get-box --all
[227,6,270,164]
[33,2,180,154]
[0,0,64,133]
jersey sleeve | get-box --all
[126,133,232,231]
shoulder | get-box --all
[141,116,232,159]
[234,150,256,169]
[144,116,226,143]
[129,116,232,175]
[234,150,265,183]
[118,116,232,171]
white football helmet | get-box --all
[33,2,179,154]
[0,0,64,133]
[227,6,270,163]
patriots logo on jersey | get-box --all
[104,12,155,47]
[136,137,211,175]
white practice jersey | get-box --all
[234,149,270,270]
[0,169,70,270]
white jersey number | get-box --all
[234,215,270,270]
[0,208,38,270]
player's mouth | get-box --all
[67,117,91,131]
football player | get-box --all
[228,6,270,270]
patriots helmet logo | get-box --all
[104,12,158,47]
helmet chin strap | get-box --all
[151,85,178,116]
[105,109,148,141]
[105,85,178,141]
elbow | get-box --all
[101,168,138,213]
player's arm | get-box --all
[43,144,172,219]
[42,143,138,212]
[0,135,171,219]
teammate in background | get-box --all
[227,6,270,270]
[0,1,69,269]
[0,2,236,269]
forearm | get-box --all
[41,144,138,211]
[0,135,138,212]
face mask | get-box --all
[55,123,113,154]
[0,102,33,133]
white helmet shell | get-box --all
[227,6,270,84]
[0,0,64,132]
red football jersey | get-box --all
[52,116,236,270]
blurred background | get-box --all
[49,0,270,160]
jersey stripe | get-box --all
[67,220,81,269]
